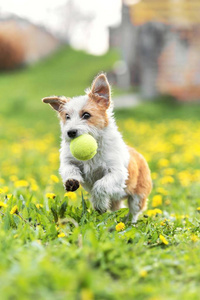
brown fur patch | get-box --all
[57,98,71,124]
[88,74,111,109]
[126,147,152,210]
[87,91,110,110]
[59,109,68,123]
[81,97,109,128]
[42,96,69,113]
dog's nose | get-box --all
[67,130,77,138]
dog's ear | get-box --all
[42,96,67,111]
[90,74,110,109]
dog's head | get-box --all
[42,74,112,141]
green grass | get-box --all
[0,46,118,128]
[0,47,200,300]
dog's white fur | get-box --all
[42,74,152,222]
[60,94,129,211]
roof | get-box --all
[127,0,200,26]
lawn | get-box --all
[0,46,200,300]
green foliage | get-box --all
[0,47,200,300]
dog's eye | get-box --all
[82,112,91,120]
[66,114,70,120]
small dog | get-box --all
[42,74,152,223]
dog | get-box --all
[42,73,152,223]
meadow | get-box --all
[0,46,200,300]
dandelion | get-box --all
[159,234,169,245]
[10,205,19,215]
[139,269,148,278]
[48,152,59,164]
[64,191,77,200]
[164,168,175,176]
[36,204,43,209]
[191,234,198,242]
[165,199,171,205]
[80,289,94,300]
[151,172,158,180]
[31,184,38,191]
[197,207,200,212]
[146,208,162,217]
[152,195,162,207]
[6,194,13,200]
[9,175,18,182]
[160,176,174,185]
[156,187,168,195]
[46,193,56,199]
[116,222,125,232]
[158,158,169,167]
[14,180,29,188]
[0,178,5,184]
[0,201,7,208]
[58,232,66,238]
[2,186,9,193]
[50,174,59,183]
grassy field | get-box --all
[0,46,200,300]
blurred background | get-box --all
[1,0,200,104]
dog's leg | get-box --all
[91,193,110,214]
[59,163,83,192]
[110,200,126,212]
[127,194,143,223]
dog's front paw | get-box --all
[64,179,79,192]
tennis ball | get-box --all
[70,134,98,161]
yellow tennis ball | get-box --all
[70,134,98,161]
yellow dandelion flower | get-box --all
[197,207,200,212]
[2,186,9,193]
[152,195,162,207]
[48,152,59,164]
[160,176,174,185]
[50,174,59,183]
[31,183,38,191]
[191,234,198,242]
[159,234,169,245]
[146,208,162,217]
[151,172,158,180]
[139,269,148,278]
[0,178,5,184]
[46,193,56,199]
[10,205,19,215]
[64,192,77,200]
[116,222,125,232]
[9,175,18,182]
[158,158,169,167]
[165,199,171,205]
[0,201,7,208]
[14,180,29,188]
[80,288,94,300]
[36,204,43,209]
[58,232,66,238]
[156,187,168,195]
[164,168,175,176]
[6,194,13,200]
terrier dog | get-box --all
[42,74,152,223]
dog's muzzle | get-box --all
[67,130,77,138]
